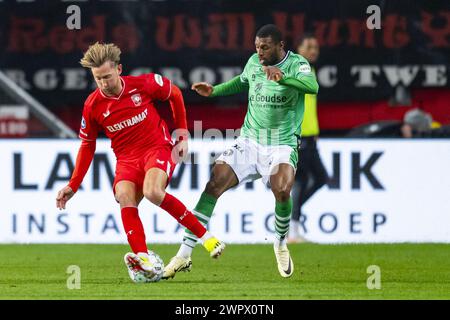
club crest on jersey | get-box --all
[131,93,142,106]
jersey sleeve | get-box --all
[78,102,99,141]
[144,73,172,101]
[68,139,96,193]
[290,56,315,80]
[278,55,319,94]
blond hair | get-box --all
[80,42,121,68]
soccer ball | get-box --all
[126,250,164,283]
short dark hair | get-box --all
[297,32,316,47]
[256,24,283,43]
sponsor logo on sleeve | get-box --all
[81,117,86,129]
[299,63,311,74]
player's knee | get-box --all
[115,191,136,207]
[143,187,165,205]
[205,177,227,198]
[271,184,292,202]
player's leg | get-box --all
[142,167,225,258]
[163,162,238,279]
[178,138,252,257]
[142,146,221,254]
[143,167,207,239]
[115,180,157,279]
[178,162,239,255]
[271,163,295,242]
[115,180,148,254]
[270,163,296,278]
[164,137,257,279]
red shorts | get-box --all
[113,145,176,194]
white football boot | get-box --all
[274,244,294,278]
[162,256,192,279]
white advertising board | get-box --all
[0,139,449,243]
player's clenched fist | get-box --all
[191,82,214,97]
[56,186,75,210]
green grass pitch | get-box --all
[0,244,448,299]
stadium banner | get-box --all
[0,138,449,244]
[0,0,449,108]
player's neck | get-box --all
[272,50,287,66]
[102,78,123,97]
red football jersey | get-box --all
[79,73,174,159]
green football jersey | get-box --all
[239,51,318,148]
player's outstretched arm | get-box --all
[56,139,96,210]
[192,76,248,98]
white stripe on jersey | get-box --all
[161,125,174,145]
[166,161,171,177]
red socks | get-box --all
[160,193,207,238]
[121,207,147,254]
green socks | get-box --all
[274,198,292,241]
